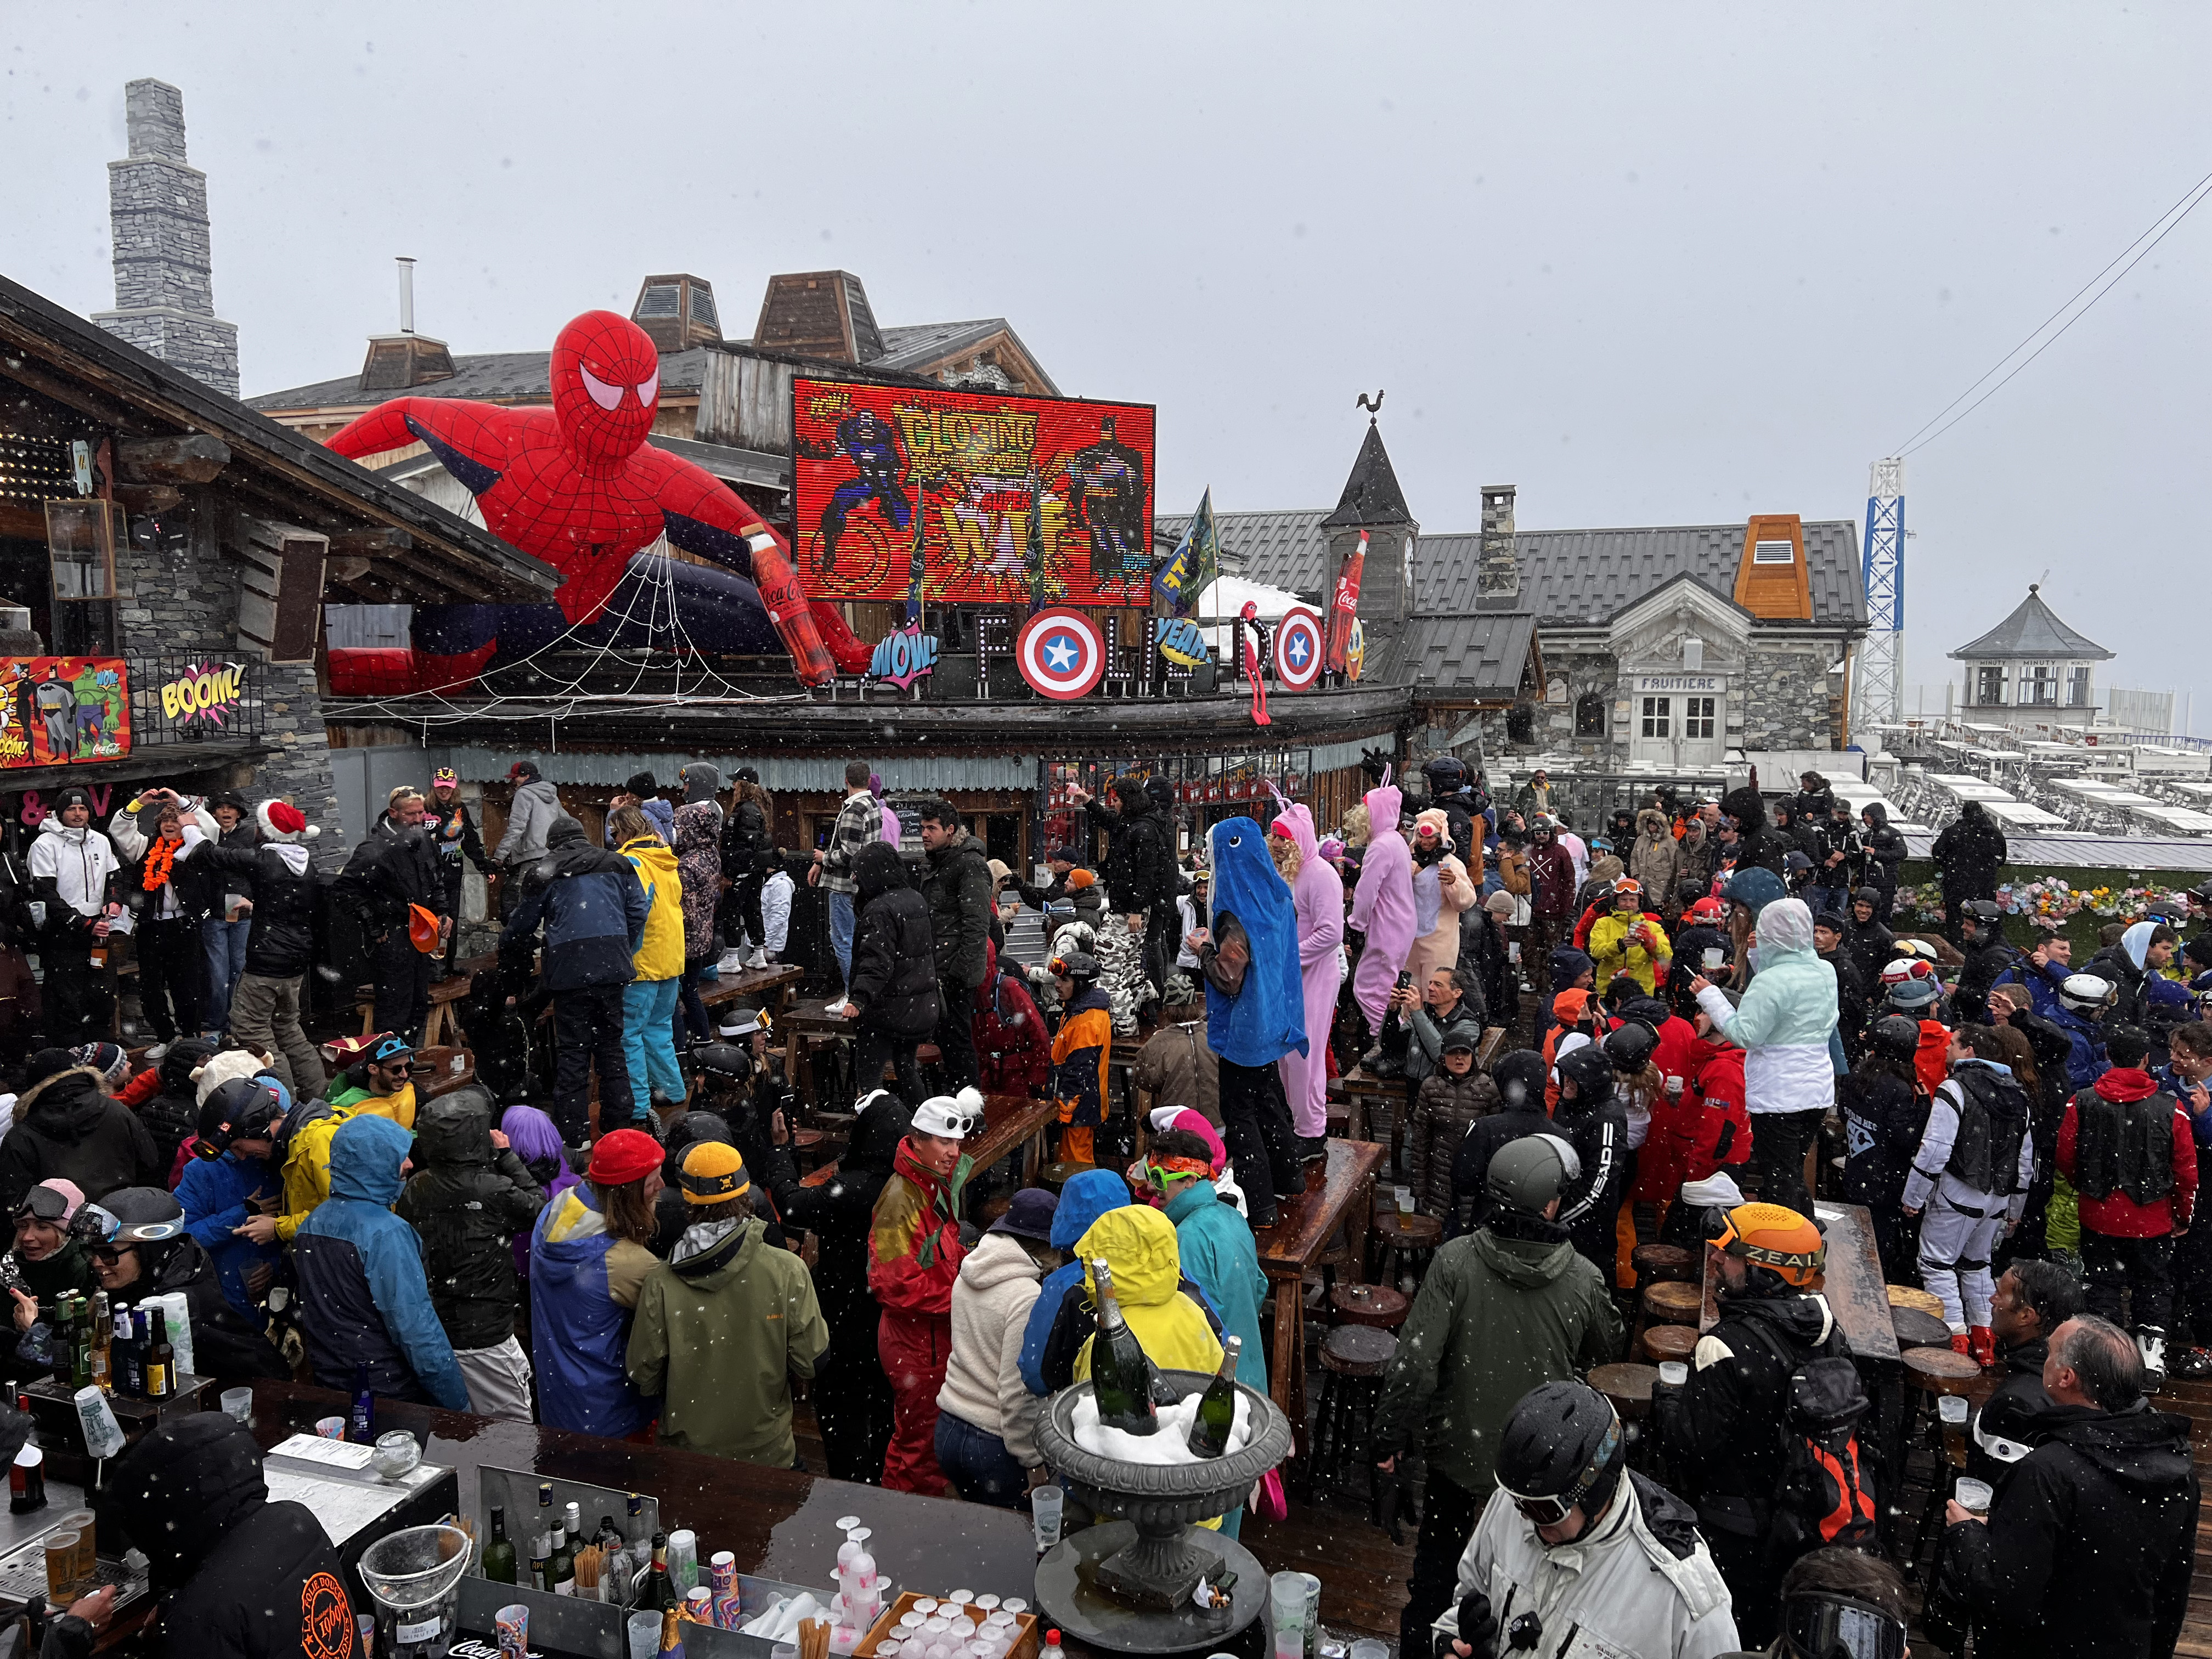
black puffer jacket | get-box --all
[392,1086,545,1351]
[138,1037,218,1173]
[766,1092,906,1369]
[1718,786,1788,877]
[1945,1400,2198,1659]
[922,827,994,990]
[0,1066,162,1214]
[101,1414,353,1653]
[186,837,324,980]
[849,842,939,1036]
[1932,802,2007,901]
[336,811,447,934]
[1111,789,1171,913]
[721,793,770,881]
[173,812,257,925]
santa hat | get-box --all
[257,800,318,843]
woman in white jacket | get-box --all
[934,1188,1059,1508]
[1688,896,1838,1218]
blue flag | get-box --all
[1155,488,1218,619]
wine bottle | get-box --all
[529,1532,550,1593]
[644,1532,679,1612]
[1185,1336,1242,1458]
[144,1312,173,1400]
[548,1510,576,1596]
[482,1506,517,1585]
[1088,1259,1158,1435]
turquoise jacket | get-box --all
[1166,1180,1268,1392]
[1694,896,1839,1115]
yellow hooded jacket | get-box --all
[619,836,687,981]
[1588,909,1672,996]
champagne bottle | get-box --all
[1185,1336,1242,1458]
[482,1506,518,1585]
[658,1607,686,1659]
[548,1510,576,1596]
[644,1532,679,1612]
[1088,1259,1158,1435]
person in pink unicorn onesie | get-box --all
[1267,797,1344,1161]
[1346,769,1417,1048]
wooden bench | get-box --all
[354,971,475,1048]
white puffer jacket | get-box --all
[1435,1476,1739,1659]
[935,1231,1046,1465]
[1694,896,1838,1116]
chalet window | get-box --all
[1505,706,1536,745]
[2067,665,2091,708]
[1640,697,1671,738]
[1974,665,2006,706]
[2025,664,2058,706]
[1574,693,1608,738]
[42,499,120,600]
[1684,696,1716,740]
[1752,540,1795,565]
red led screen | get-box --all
[792,377,1154,606]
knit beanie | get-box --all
[679,1141,751,1206]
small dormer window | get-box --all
[2068,665,2091,708]
[1752,540,1795,565]
[2025,664,2058,706]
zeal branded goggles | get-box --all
[1776,1592,1908,1659]
[1493,1412,1623,1527]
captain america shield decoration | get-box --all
[1016,608,1107,700]
[1273,605,1325,690]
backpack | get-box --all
[1746,1321,1878,1555]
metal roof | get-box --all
[1186,514,1867,629]
[247,347,714,412]
[1949,585,2113,661]
[1322,422,1414,529]
[1384,612,1539,698]
[1901,829,2212,874]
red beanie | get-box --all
[587,1127,663,1186]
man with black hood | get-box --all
[1374,1134,1623,1658]
[1553,1044,1632,1282]
[393,1085,545,1420]
[1717,787,1787,877]
[1942,1313,2198,1659]
[333,786,448,1044]
[845,838,940,1110]
[764,1088,908,1482]
[0,1049,162,1214]
[917,799,991,1090]
[103,1413,350,1659]
[134,1035,217,1175]
[89,1187,289,1381]
[1932,799,2008,941]
[1072,776,1173,995]
[500,815,648,1146]
[1450,1049,1556,1235]
[1838,887,1895,1006]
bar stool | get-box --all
[1888,1284,1945,1321]
[1641,1324,1700,1367]
[1634,1280,1705,1355]
[1629,1243,1697,1289]
[1330,1282,1409,1331]
[1589,1362,1660,1469]
[1898,1345,1991,1579]
[1306,1325,1398,1502]
[1891,1305,1953,1354]
[1372,1212,1442,1293]
[789,1126,826,1172]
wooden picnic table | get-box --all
[800,1090,1059,1188]
[1698,1198,1899,1363]
[702,960,804,1020]
[1260,1137,1389,1455]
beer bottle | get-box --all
[644,1532,679,1612]
[1088,1259,1158,1435]
[144,1312,173,1400]
[1184,1336,1242,1458]
[88,1293,110,1395]
[48,1296,74,1389]
[70,1305,93,1392]
[482,1506,518,1585]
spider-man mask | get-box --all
[550,310,662,464]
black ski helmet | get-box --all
[691,1042,754,1082]
[1869,1015,1921,1066]
[1495,1380,1628,1538]
[1555,1045,1617,1109]
[1603,1022,1659,1075]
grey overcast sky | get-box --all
[5,3,2207,723]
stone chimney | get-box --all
[1475,484,1521,611]
[91,80,240,397]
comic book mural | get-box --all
[793,377,1154,607]
[0,658,129,769]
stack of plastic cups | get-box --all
[668,1530,699,1597]
[710,1551,741,1631]
[1269,1572,1306,1659]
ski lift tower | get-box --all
[1853,457,1905,732]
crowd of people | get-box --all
[0,753,2202,1657]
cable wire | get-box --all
[1895,166,2212,456]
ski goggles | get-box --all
[1493,1413,1621,1526]
[1777,1593,1907,1659]
[1144,1156,1216,1188]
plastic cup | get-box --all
[43,1533,79,1602]
[496,1604,529,1659]
[1702,947,1723,970]
[772,1645,798,1659]
[1395,1186,1414,1215]
[1031,1484,1064,1551]
[1269,1571,1306,1636]
[314,1415,346,1438]
[1658,1361,1689,1387]
[1350,1642,1388,1659]
[1939,1396,1968,1425]
[58,1511,93,1592]
[221,1387,253,1422]
[628,1613,662,1659]
[1955,1476,1993,1516]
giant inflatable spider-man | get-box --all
[326,310,872,690]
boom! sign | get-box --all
[161,661,246,728]
[793,377,1155,608]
